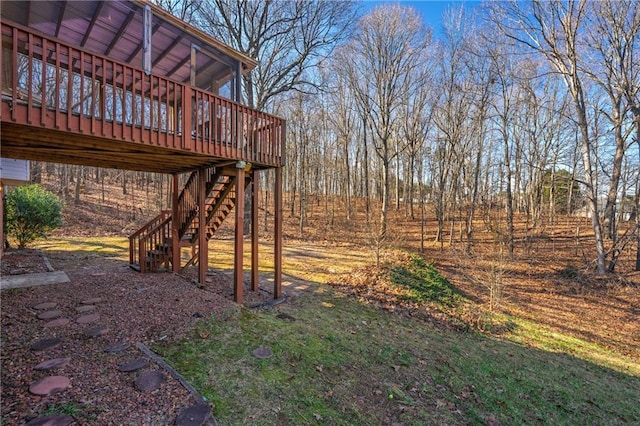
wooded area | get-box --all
[28,0,640,274]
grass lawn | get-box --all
[32,236,639,424]
[156,257,640,425]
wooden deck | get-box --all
[1,21,285,174]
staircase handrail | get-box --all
[128,210,171,267]
[175,167,221,238]
[187,176,237,244]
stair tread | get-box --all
[133,169,247,270]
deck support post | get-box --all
[171,173,180,273]
[274,167,283,299]
[251,169,259,292]
[234,162,246,303]
[198,168,207,287]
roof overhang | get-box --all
[0,0,256,89]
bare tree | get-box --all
[431,5,476,248]
[340,4,431,238]
[151,0,201,24]
[582,0,640,248]
[196,0,357,111]
[194,0,357,234]
[477,29,518,258]
[399,53,436,221]
[326,67,358,221]
[492,0,608,273]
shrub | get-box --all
[5,184,62,248]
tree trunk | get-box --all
[31,161,42,183]
[59,165,69,202]
[74,166,83,205]
[409,151,416,220]
[363,117,370,222]
[576,100,607,273]
[502,126,515,259]
[603,107,625,240]
[344,135,351,221]
[395,147,401,211]
[380,153,390,239]
[122,171,127,195]
[635,116,640,271]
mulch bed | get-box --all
[1,249,52,276]
[1,250,273,425]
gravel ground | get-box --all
[1,250,271,425]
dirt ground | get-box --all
[1,178,638,424]
[1,247,280,425]
[294,203,640,362]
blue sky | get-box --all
[360,0,482,34]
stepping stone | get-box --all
[33,302,58,310]
[81,297,103,304]
[85,326,109,337]
[25,415,73,426]
[43,318,70,328]
[34,358,71,371]
[252,346,273,359]
[28,376,71,396]
[76,313,100,324]
[104,342,131,353]
[118,358,149,372]
[134,370,164,392]
[30,338,62,352]
[37,310,62,320]
[175,405,214,426]
[75,305,96,313]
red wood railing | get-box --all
[128,167,242,271]
[174,167,221,238]
[128,210,172,272]
[0,21,285,168]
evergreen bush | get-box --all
[5,184,62,248]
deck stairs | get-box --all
[129,166,250,272]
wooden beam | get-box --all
[105,10,135,56]
[235,61,242,103]
[25,1,31,26]
[234,162,246,303]
[0,141,220,175]
[182,56,216,84]
[198,168,207,286]
[153,36,184,68]
[54,1,67,38]
[190,45,197,86]
[81,1,104,48]
[251,170,259,292]
[1,145,204,170]
[166,54,190,79]
[274,167,282,299]
[126,22,161,64]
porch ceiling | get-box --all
[0,0,257,90]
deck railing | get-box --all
[128,209,172,273]
[0,21,285,167]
